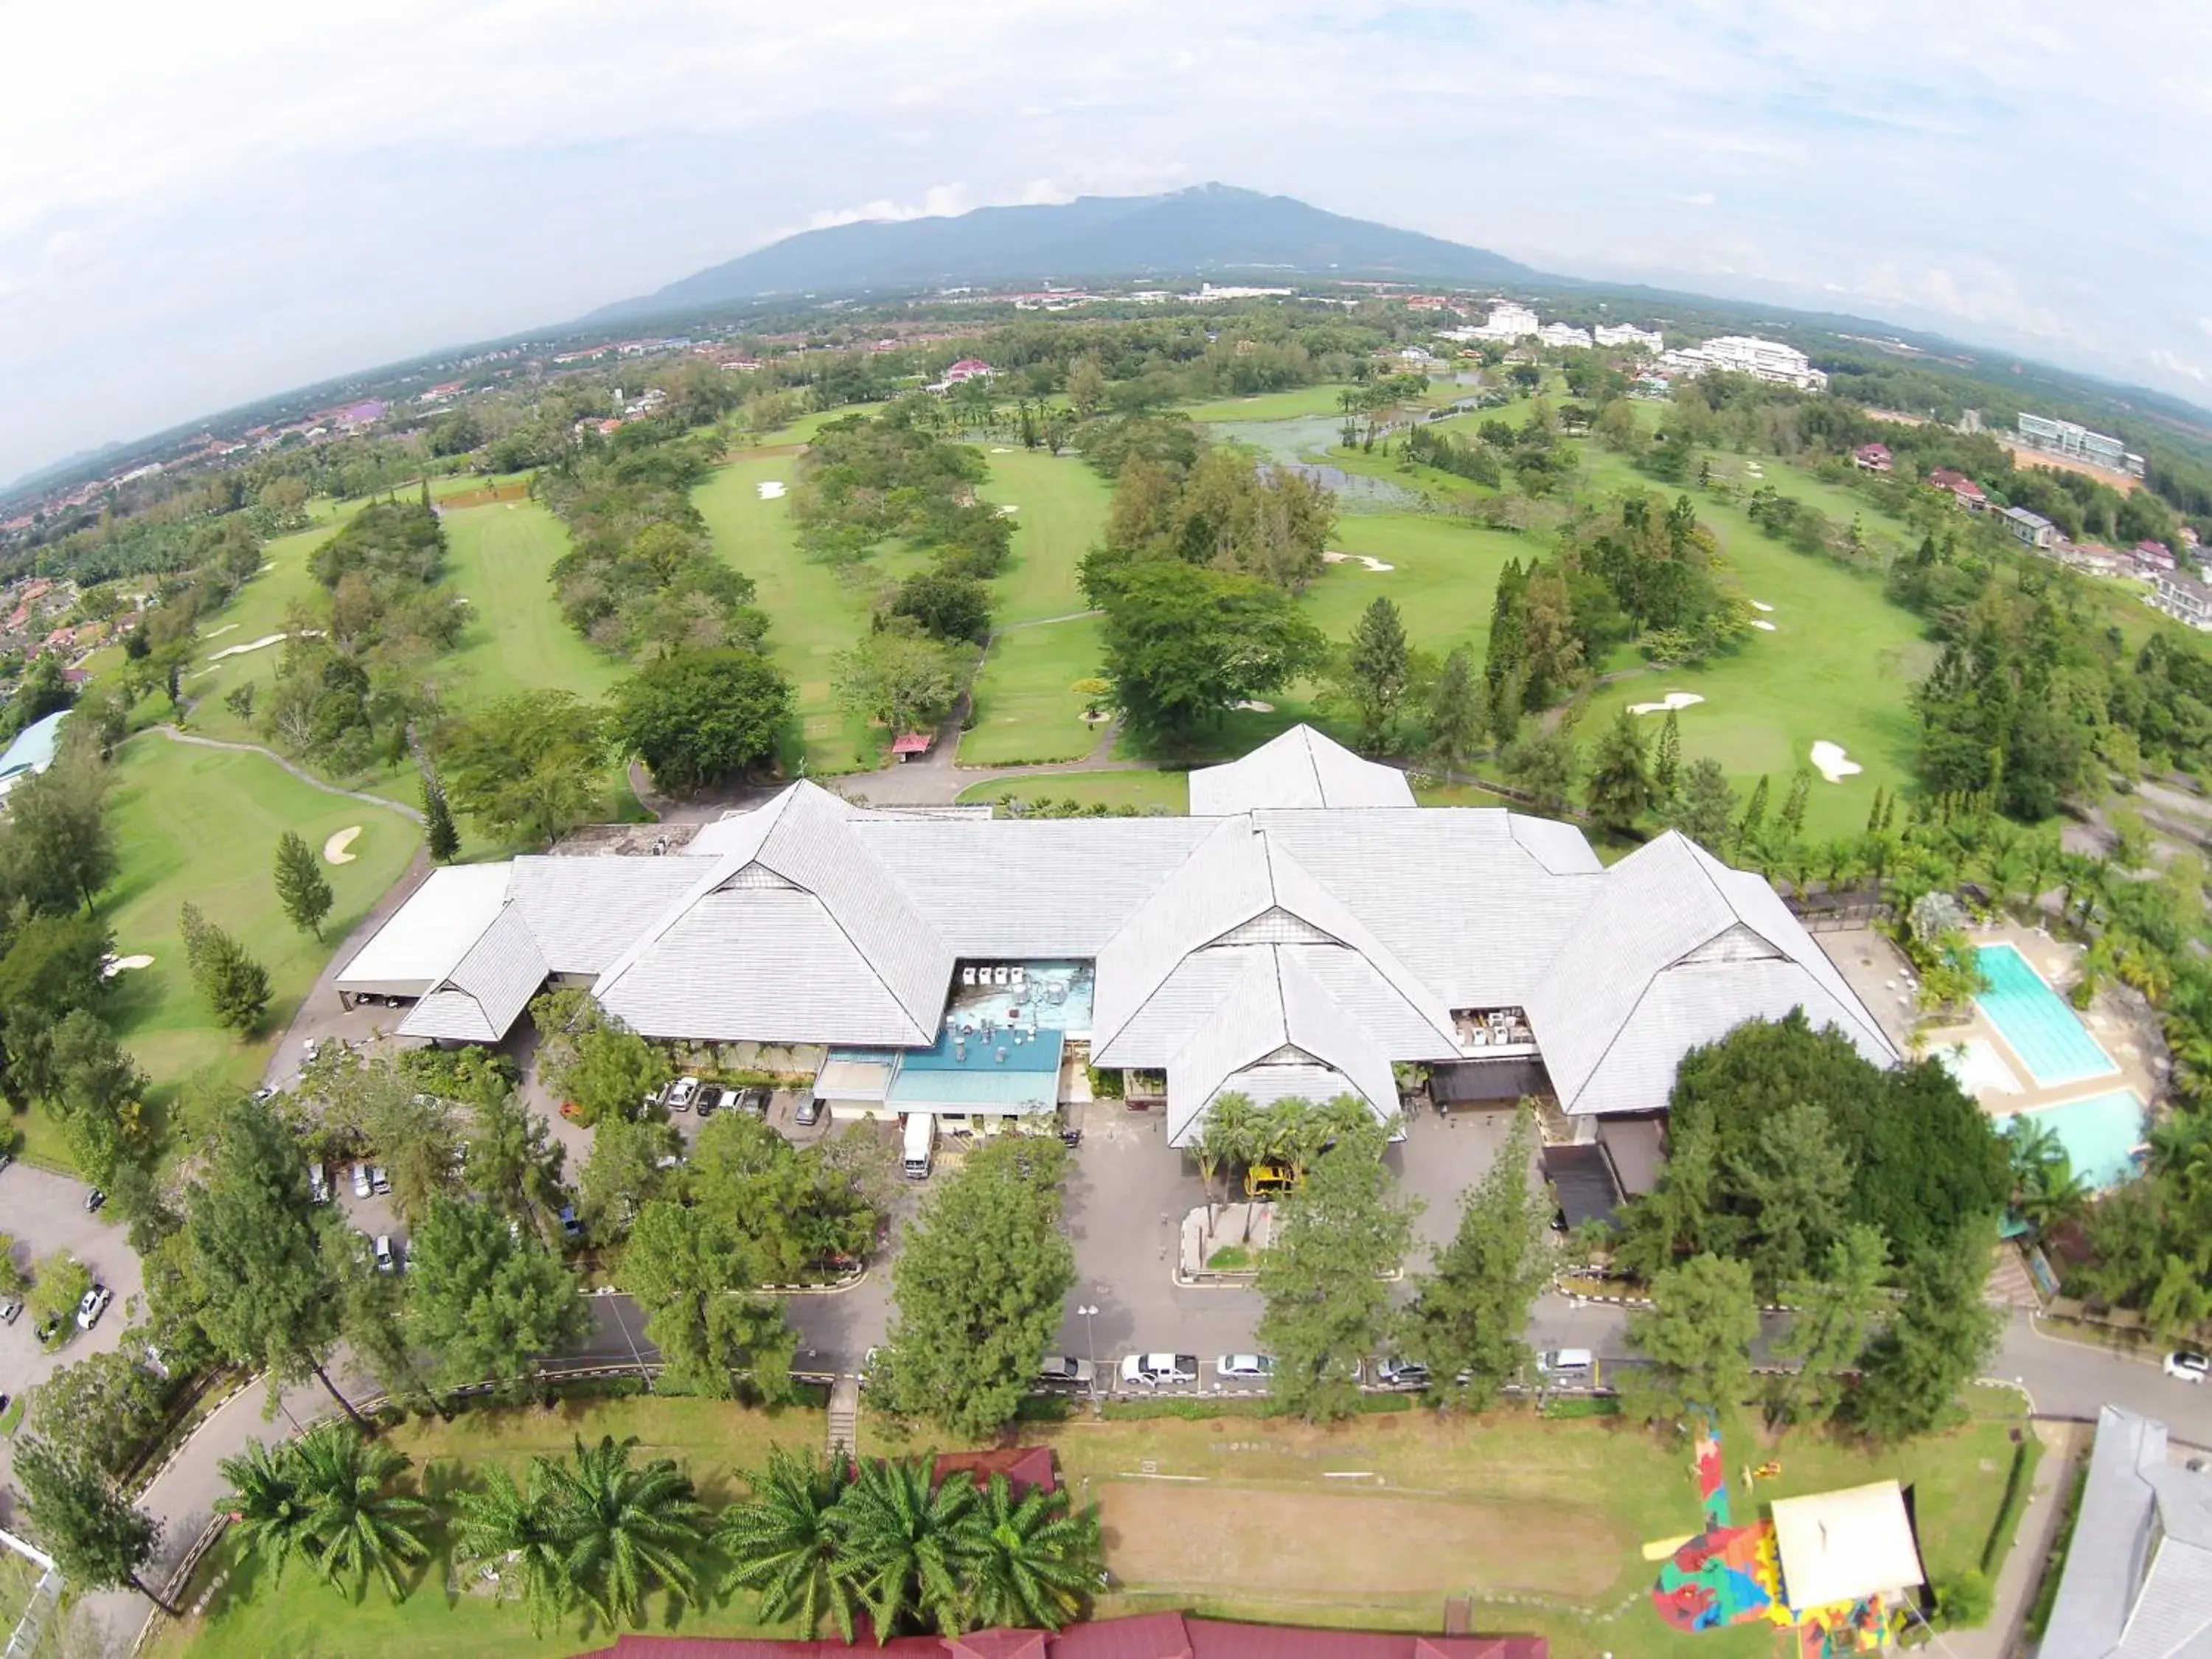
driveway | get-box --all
[0,1161,147,1526]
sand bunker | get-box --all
[1628,692,1705,716]
[1810,741,1863,782]
[1234,700,1276,713]
[756,481,786,500]
[206,622,239,639]
[100,953,154,978]
[323,826,361,864]
[990,446,1012,453]
[1751,600,1774,613]
[208,633,287,663]
[997,504,1019,515]
[1750,619,1778,631]
[1322,552,1394,572]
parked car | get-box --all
[1119,1352,1200,1388]
[694,1084,724,1118]
[1217,1353,1276,1380]
[34,1314,62,1346]
[352,1162,372,1199]
[1368,1357,1430,1390]
[796,1096,825,1127]
[251,1086,275,1102]
[667,1077,701,1112]
[2166,1351,2211,1383]
[302,1037,321,1062]
[1541,1347,1595,1382]
[76,1284,112,1330]
[1243,1164,1298,1198]
[370,1166,392,1196]
[0,1296,21,1326]
[737,1086,772,1116]
[308,1162,330,1204]
[1037,1355,1096,1389]
[0,1150,12,1175]
[83,1187,106,1213]
[559,1205,582,1240]
[374,1235,397,1273]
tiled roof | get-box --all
[397,905,547,1042]
[1189,726,1415,813]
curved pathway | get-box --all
[135,726,425,822]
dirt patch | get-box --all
[1997,440,2140,493]
[438,481,531,509]
[726,442,807,462]
[1099,1480,1624,1600]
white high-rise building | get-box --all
[1537,322,1594,349]
[1594,324,1665,352]
[1658,335,1826,391]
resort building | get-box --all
[0,709,67,803]
[2152,568,2212,631]
[2041,1406,2212,1659]
[2017,412,2146,480]
[2000,505,2061,551]
[338,726,1894,1146]
[1926,468,1986,512]
[1658,336,1828,391]
[1593,323,1665,352]
[1536,322,1594,350]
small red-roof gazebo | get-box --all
[891,731,935,761]
[931,1446,1057,1498]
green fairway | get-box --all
[963,617,1107,765]
[1183,385,1361,422]
[975,448,1110,624]
[437,499,624,704]
[956,769,1190,813]
[1313,514,1530,658]
[101,736,419,1101]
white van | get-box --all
[1542,1347,1595,1382]
[901,1113,934,1180]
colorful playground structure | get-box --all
[1648,1420,1912,1657]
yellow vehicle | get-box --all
[1244,1164,1299,1198]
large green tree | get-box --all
[12,1434,176,1613]
[830,1455,973,1638]
[1425,644,1485,767]
[1095,560,1325,748]
[273,830,334,940]
[540,1433,708,1630]
[1343,595,1411,754]
[282,1424,434,1601]
[610,647,793,792]
[441,691,608,847]
[1627,1252,1761,1418]
[1401,1108,1550,1410]
[1849,1224,2003,1441]
[955,1470,1102,1632]
[880,1135,1076,1441]
[452,1464,572,1634]
[404,1195,585,1390]
[1256,1124,1417,1422]
[1585,707,1653,836]
[616,1200,794,1398]
[715,1446,858,1640]
[530,989,669,1127]
[1769,1222,1890,1427]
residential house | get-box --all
[1851,443,1893,473]
[2134,540,2178,574]
[338,726,1895,1149]
[1926,468,1986,511]
[2041,1405,2212,1659]
[2000,506,2060,550]
[2153,568,2212,630]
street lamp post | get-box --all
[1077,1304,1099,1399]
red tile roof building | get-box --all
[1925,468,1986,509]
[1851,442,1893,473]
[931,1447,1055,1498]
[573,1616,1545,1659]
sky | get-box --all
[4,0,2209,484]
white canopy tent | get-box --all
[1770,1481,1926,1613]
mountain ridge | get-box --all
[586,183,1540,321]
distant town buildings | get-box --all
[1454,302,1540,342]
[2153,568,2212,630]
[1593,323,1665,352]
[1183,283,1296,302]
[1658,335,1828,391]
[1536,321,1594,349]
[2016,411,2146,480]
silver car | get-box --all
[1037,1355,1096,1389]
[1217,1353,1276,1380]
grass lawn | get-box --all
[975,448,1109,625]
[153,1397,826,1659]
[437,499,625,705]
[963,618,1107,765]
[955,770,1189,813]
[100,735,419,1105]
[1023,1391,2025,1657]
[1183,385,1362,423]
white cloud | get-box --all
[2,0,2211,479]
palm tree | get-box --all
[717,1446,858,1640]
[1194,1092,1256,1202]
[452,1464,572,1634]
[288,1423,433,1602]
[546,1434,707,1630]
[953,1471,1102,1631]
[218,1438,317,1587]
[1256,1096,1325,1181]
[830,1455,973,1638]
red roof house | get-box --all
[891,731,936,761]
[943,358,995,383]
[1851,442,1893,473]
[931,1446,1057,1498]
[1926,468,1986,509]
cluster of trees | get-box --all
[1191,1091,1380,1196]
[260,495,456,774]
[538,424,768,658]
[178,901,273,1034]
[1090,439,1337,592]
[1403,406,1578,497]
[1614,1015,2006,1438]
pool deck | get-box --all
[1817,920,2167,1123]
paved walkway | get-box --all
[1949,1419,2082,1659]
[137,726,424,821]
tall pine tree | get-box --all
[1652,707,1682,802]
[272,831,333,940]
[422,770,460,863]
[1344,596,1411,754]
[1585,709,1653,837]
[1426,646,1485,767]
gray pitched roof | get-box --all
[397,905,548,1043]
[1188,725,1416,814]
[1525,832,1896,1115]
[592,783,953,1045]
[506,855,717,973]
[2044,1406,2212,1659]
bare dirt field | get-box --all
[2000,441,2140,493]
[436,481,531,508]
[1099,1480,1627,1601]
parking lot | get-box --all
[0,1161,146,1525]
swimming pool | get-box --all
[2000,1091,2147,1192]
[1975,943,2118,1088]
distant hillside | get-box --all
[588,184,1539,320]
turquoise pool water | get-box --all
[2000,1091,2147,1191]
[1975,943,2118,1088]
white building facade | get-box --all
[1660,335,1828,391]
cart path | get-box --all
[137,726,425,821]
